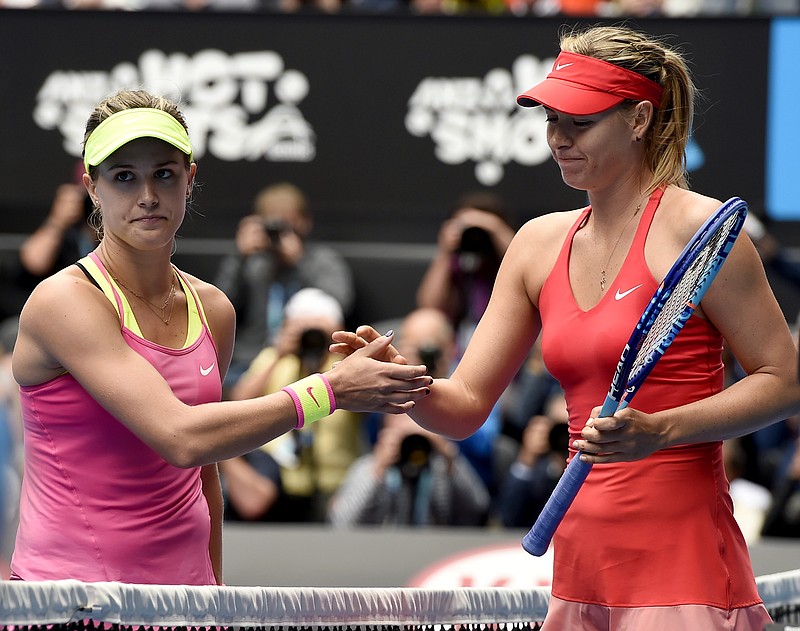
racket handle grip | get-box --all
[521,455,592,556]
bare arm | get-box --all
[409,226,541,439]
[578,194,800,462]
[12,270,431,469]
[339,220,551,441]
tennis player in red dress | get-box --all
[333,25,800,629]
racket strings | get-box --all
[629,212,740,379]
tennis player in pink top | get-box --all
[334,25,800,629]
[10,89,431,586]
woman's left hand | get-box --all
[572,405,668,463]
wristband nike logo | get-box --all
[199,363,215,376]
[615,284,643,301]
[307,387,321,408]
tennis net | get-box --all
[0,582,551,630]
[1,570,799,631]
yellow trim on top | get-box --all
[78,255,202,349]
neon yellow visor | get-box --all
[83,108,193,172]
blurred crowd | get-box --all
[1,0,798,20]
[0,176,799,576]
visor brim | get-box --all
[517,78,625,116]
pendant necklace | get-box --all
[110,268,178,325]
[598,198,644,292]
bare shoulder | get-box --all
[505,208,585,302]
[656,187,726,247]
[14,265,120,384]
[179,271,234,317]
[20,265,115,327]
[515,208,585,251]
[176,270,235,349]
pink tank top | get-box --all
[11,253,221,585]
[538,189,761,609]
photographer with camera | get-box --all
[328,410,490,527]
[220,287,364,522]
[328,308,490,528]
[416,192,515,358]
[2,164,100,320]
[497,392,570,529]
[214,183,355,390]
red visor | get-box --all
[517,51,663,115]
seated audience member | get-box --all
[0,317,21,576]
[497,392,568,529]
[392,308,501,495]
[221,288,364,522]
[761,433,800,539]
[723,438,772,544]
[6,173,97,318]
[214,183,354,388]
[328,412,490,527]
[416,193,515,360]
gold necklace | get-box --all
[110,269,178,325]
[597,199,644,292]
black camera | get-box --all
[456,226,496,274]
[299,328,329,365]
[398,433,432,479]
[263,218,291,243]
[417,344,442,377]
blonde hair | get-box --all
[559,25,695,191]
[82,89,191,239]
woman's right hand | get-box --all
[325,333,431,414]
[330,325,407,364]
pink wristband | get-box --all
[281,373,337,429]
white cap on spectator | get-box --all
[284,288,344,325]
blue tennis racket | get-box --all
[522,196,748,557]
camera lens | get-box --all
[399,433,432,478]
[417,345,442,376]
[263,218,290,242]
[299,328,328,363]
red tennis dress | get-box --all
[537,189,770,628]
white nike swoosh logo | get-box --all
[615,284,643,301]
[200,363,215,377]
[555,62,573,71]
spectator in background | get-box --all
[745,211,800,290]
[0,316,21,578]
[214,183,355,389]
[391,307,501,495]
[723,437,773,544]
[263,0,341,11]
[18,182,96,280]
[497,391,568,529]
[6,168,99,318]
[328,412,490,527]
[761,431,800,539]
[416,192,515,359]
[500,337,562,443]
[222,288,365,522]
